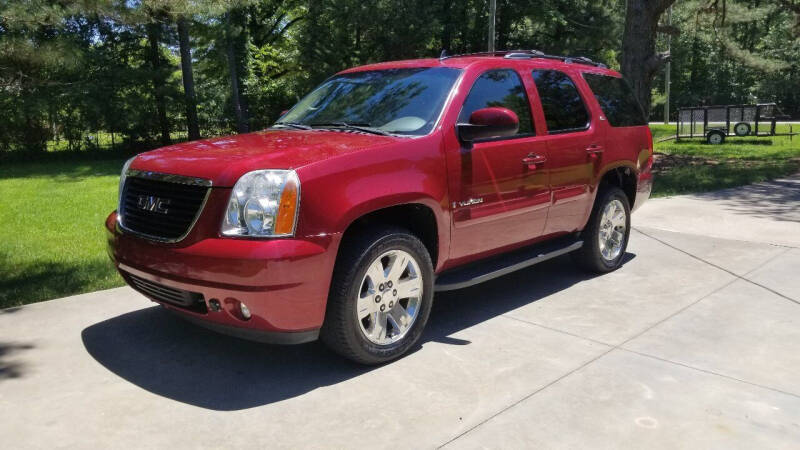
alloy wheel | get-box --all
[356,250,423,345]
[598,199,627,261]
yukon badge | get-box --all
[452,197,484,209]
[137,195,170,214]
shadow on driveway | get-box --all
[81,253,634,411]
[692,177,800,223]
[0,341,34,382]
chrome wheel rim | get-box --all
[356,250,423,345]
[709,133,722,144]
[598,199,626,262]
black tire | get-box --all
[706,130,726,145]
[320,226,434,365]
[572,186,631,273]
[734,122,751,137]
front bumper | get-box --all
[105,211,340,343]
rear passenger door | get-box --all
[449,69,551,261]
[531,69,601,234]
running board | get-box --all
[434,236,583,292]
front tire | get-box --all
[573,186,631,273]
[320,227,434,365]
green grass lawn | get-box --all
[0,158,126,308]
[1,125,799,308]
[650,123,800,197]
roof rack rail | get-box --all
[440,49,607,69]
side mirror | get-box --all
[457,107,519,142]
[279,109,289,117]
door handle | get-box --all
[586,145,604,160]
[522,153,547,170]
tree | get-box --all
[2,0,798,155]
[177,15,200,140]
[225,8,249,133]
[621,0,677,118]
[145,20,172,145]
[779,0,800,34]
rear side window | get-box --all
[583,73,646,127]
[532,70,589,134]
[458,69,534,136]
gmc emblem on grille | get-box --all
[137,195,170,214]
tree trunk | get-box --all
[495,0,511,51]
[225,12,249,134]
[440,0,452,51]
[621,0,676,119]
[177,16,200,141]
[146,23,171,145]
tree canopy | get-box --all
[0,0,797,154]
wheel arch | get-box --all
[336,197,446,271]
[596,163,638,208]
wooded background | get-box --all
[1,0,798,154]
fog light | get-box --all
[239,302,251,320]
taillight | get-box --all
[640,127,654,172]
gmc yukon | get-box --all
[106,50,653,364]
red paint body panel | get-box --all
[132,130,400,187]
[107,55,652,339]
[106,211,338,332]
[468,106,519,127]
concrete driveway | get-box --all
[2,176,799,449]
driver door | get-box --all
[448,69,551,262]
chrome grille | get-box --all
[119,172,210,242]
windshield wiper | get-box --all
[271,122,313,130]
[309,121,393,136]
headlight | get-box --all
[118,156,136,219]
[221,169,300,237]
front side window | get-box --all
[532,70,590,134]
[583,73,646,127]
[277,67,462,136]
[458,69,534,136]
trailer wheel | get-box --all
[734,122,751,136]
[707,130,725,145]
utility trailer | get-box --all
[676,103,793,144]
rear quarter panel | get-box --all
[575,69,649,212]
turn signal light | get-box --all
[274,176,299,235]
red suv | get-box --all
[106,50,653,364]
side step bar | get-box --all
[434,236,583,292]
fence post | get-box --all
[726,106,730,136]
[755,105,761,135]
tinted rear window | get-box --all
[532,70,590,134]
[583,73,646,127]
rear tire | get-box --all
[573,186,631,273]
[320,226,434,365]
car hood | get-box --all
[130,129,401,187]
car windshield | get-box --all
[276,67,462,136]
